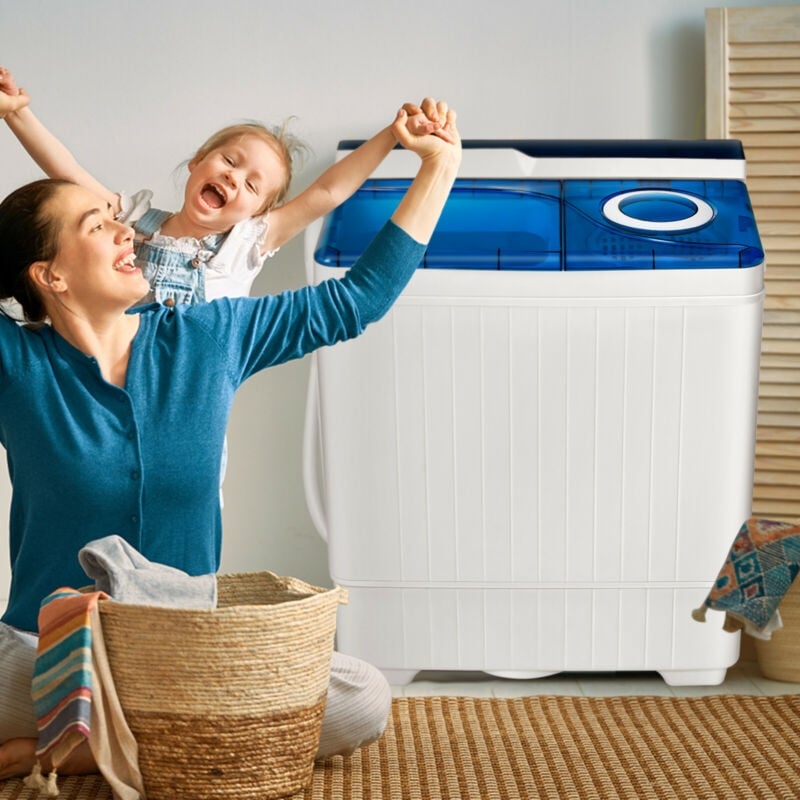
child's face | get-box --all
[184,134,287,231]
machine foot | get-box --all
[486,669,559,680]
[381,669,418,686]
[659,668,727,686]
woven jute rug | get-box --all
[1,694,798,799]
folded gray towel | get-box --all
[79,535,217,609]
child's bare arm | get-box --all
[263,101,448,255]
[0,67,120,212]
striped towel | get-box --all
[30,588,108,768]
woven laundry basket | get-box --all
[97,571,347,800]
[756,576,800,683]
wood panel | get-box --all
[707,6,800,523]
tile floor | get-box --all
[390,661,800,699]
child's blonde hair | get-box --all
[192,120,310,213]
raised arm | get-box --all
[208,99,461,379]
[388,98,460,244]
[0,67,119,212]
[263,99,453,254]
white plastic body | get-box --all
[351,149,747,181]
[303,148,763,686]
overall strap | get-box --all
[134,208,172,238]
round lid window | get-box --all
[602,189,714,232]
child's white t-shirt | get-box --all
[118,190,279,300]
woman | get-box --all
[0,96,460,777]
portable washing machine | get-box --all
[303,140,764,686]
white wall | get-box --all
[0,0,791,595]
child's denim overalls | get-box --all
[134,209,227,306]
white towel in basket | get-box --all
[79,535,216,609]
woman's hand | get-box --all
[392,97,460,162]
[0,66,20,96]
[401,98,457,144]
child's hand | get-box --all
[401,98,457,145]
[393,97,459,160]
[0,66,20,97]
[0,66,29,118]
[0,89,28,119]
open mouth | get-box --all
[113,252,138,273]
[201,183,227,209]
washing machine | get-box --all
[303,140,764,686]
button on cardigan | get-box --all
[0,221,424,632]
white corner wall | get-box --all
[0,0,791,599]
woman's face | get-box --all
[42,184,150,310]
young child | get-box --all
[0,66,453,306]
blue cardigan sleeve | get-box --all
[184,220,426,385]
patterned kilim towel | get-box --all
[693,517,800,639]
[25,587,108,797]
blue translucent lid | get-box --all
[314,178,763,271]
[315,180,563,270]
[564,179,763,270]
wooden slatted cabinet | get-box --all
[706,5,800,522]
